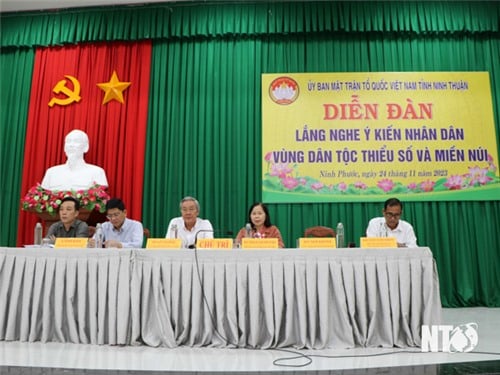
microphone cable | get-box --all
[190,238,321,367]
[190,235,500,369]
[192,243,237,347]
[273,348,500,368]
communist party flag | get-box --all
[17,41,152,246]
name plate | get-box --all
[360,237,398,248]
[197,238,233,249]
[54,238,88,248]
[146,238,182,249]
[298,237,336,249]
[241,238,279,249]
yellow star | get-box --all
[97,71,131,104]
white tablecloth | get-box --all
[0,247,441,349]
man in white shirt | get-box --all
[165,196,213,248]
[89,198,144,248]
[366,197,418,248]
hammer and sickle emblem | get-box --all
[48,75,82,107]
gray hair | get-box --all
[180,196,200,211]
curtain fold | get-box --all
[143,33,499,307]
[16,41,152,246]
[0,1,499,306]
[0,49,34,247]
[1,1,499,48]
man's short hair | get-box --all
[180,196,200,211]
[106,198,126,211]
[384,197,403,210]
[61,196,80,210]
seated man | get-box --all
[366,197,418,248]
[89,198,143,248]
[47,196,89,243]
[41,129,108,191]
[165,196,213,248]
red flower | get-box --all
[21,183,110,214]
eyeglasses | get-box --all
[106,212,122,219]
[181,207,197,213]
[384,212,401,218]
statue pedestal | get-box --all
[27,209,92,236]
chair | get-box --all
[303,226,336,238]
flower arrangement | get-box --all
[21,183,110,215]
[263,151,499,196]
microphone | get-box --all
[188,229,234,249]
[172,224,178,239]
[245,223,252,238]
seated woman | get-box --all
[235,202,285,248]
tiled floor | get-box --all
[1,308,499,373]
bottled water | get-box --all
[34,222,42,246]
[95,223,104,248]
[336,222,344,248]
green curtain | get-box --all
[0,49,34,247]
[143,33,500,307]
[1,2,498,47]
[1,1,499,307]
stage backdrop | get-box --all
[16,41,152,246]
[1,1,499,307]
[262,72,499,203]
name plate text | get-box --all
[197,238,233,249]
[54,238,88,248]
[298,237,336,249]
[360,237,398,248]
[146,238,182,249]
[241,238,279,249]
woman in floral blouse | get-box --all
[235,202,285,248]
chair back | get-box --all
[304,226,336,238]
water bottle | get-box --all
[95,223,104,248]
[336,222,344,248]
[34,222,43,246]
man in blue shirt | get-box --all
[90,198,144,248]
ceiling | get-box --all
[0,0,181,13]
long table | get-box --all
[0,247,441,349]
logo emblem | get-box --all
[269,76,299,105]
[97,70,131,105]
[421,323,478,352]
[449,323,479,353]
[48,75,81,107]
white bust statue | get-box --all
[41,130,108,191]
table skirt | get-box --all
[0,247,441,349]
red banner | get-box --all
[18,41,152,246]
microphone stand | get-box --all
[188,229,213,249]
[188,227,236,347]
[188,229,234,249]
